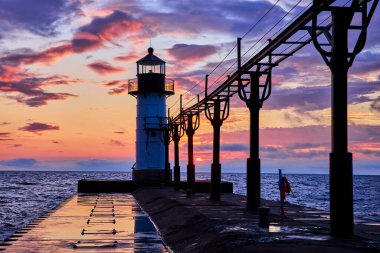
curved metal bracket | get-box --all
[311,0,377,67]
[236,37,273,109]
[205,74,230,125]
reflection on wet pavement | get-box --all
[2,194,169,252]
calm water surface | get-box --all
[0,171,379,242]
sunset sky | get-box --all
[0,0,379,174]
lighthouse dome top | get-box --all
[136,47,166,65]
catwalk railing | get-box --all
[168,0,337,123]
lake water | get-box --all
[0,171,379,242]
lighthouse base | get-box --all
[133,169,165,186]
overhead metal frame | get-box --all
[168,0,336,124]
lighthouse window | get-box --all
[138,62,165,75]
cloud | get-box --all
[0,10,148,67]
[356,149,380,157]
[0,44,73,66]
[76,159,128,169]
[0,65,77,106]
[0,0,81,37]
[114,131,125,134]
[108,83,128,95]
[221,144,248,151]
[264,81,380,111]
[0,132,12,141]
[101,80,125,86]
[370,97,380,112]
[110,139,126,146]
[0,158,37,168]
[87,61,124,75]
[114,54,138,62]
[0,122,11,125]
[19,122,60,133]
[167,44,218,64]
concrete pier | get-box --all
[134,188,380,253]
[2,186,379,252]
[1,194,168,252]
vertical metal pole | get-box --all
[173,124,181,190]
[186,114,195,193]
[247,73,261,211]
[211,100,222,201]
[329,9,353,236]
[164,129,171,184]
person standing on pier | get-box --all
[279,169,292,218]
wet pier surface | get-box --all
[1,194,168,252]
[133,188,380,253]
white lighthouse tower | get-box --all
[128,47,174,185]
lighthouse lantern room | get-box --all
[128,47,174,185]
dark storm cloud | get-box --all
[0,158,37,167]
[19,122,60,133]
[0,0,81,37]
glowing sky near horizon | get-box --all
[0,0,379,174]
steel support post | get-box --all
[173,124,181,190]
[329,9,353,237]
[164,129,171,184]
[186,114,195,193]
[210,100,222,201]
[247,73,261,211]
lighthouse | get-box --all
[128,47,174,185]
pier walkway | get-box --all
[1,194,168,252]
[133,188,380,253]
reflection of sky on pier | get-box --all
[0,0,379,174]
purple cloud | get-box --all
[0,158,37,167]
[0,66,77,107]
[167,44,218,63]
[110,139,126,146]
[264,81,380,111]
[221,144,248,151]
[0,0,81,37]
[19,122,60,133]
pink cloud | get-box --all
[87,61,124,75]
